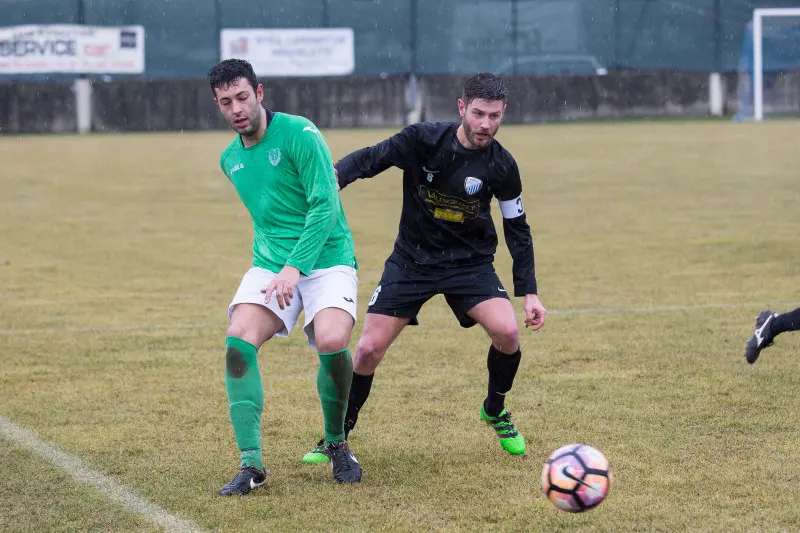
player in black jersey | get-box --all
[302,73,546,463]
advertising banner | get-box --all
[0,25,145,74]
[220,28,354,77]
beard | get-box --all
[461,119,495,149]
[231,104,261,136]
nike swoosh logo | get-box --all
[422,166,440,173]
[343,297,354,303]
[497,287,506,293]
[303,126,319,133]
[561,467,591,489]
[249,477,265,489]
[754,314,775,347]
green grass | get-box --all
[1,120,799,532]
[0,445,156,533]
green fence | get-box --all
[2,0,800,78]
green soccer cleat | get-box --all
[302,439,331,464]
[480,404,526,456]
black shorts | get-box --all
[366,255,510,328]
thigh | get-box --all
[229,267,303,342]
[444,268,510,328]
[298,265,358,350]
[367,257,437,326]
[228,303,286,348]
[466,297,517,336]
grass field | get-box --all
[1,120,799,532]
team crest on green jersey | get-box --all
[269,148,281,166]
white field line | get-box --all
[1,301,798,336]
[0,418,206,533]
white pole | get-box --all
[709,72,724,116]
[753,10,764,122]
[74,78,92,133]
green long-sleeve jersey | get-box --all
[220,111,357,275]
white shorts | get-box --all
[228,265,358,349]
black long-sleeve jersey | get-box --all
[336,121,537,296]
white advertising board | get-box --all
[220,28,354,77]
[0,24,145,74]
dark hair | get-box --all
[461,73,508,106]
[207,58,259,96]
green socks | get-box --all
[226,340,352,467]
[225,336,265,472]
[317,349,354,444]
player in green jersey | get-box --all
[208,59,362,494]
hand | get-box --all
[261,266,301,310]
[524,294,546,330]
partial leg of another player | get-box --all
[219,303,285,496]
[745,306,800,364]
[467,298,527,456]
[348,313,409,432]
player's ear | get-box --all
[457,98,466,118]
[256,84,264,103]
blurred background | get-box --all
[1,0,799,133]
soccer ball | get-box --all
[541,443,611,512]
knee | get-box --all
[315,328,352,354]
[355,337,387,366]
[491,322,519,353]
[226,323,248,341]
[226,324,268,348]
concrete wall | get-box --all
[422,72,797,123]
[0,82,76,134]
[89,76,409,132]
[1,72,798,134]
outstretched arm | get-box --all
[336,124,419,190]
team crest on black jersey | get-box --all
[269,148,281,166]
[464,177,483,195]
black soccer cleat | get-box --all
[218,466,267,496]
[328,441,362,483]
[744,309,778,364]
